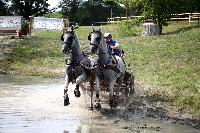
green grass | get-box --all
[0,21,200,114]
[0,30,65,77]
[122,21,200,113]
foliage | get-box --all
[59,0,82,23]
[44,12,63,19]
[184,0,200,12]
[21,21,29,34]
[117,19,140,37]
[0,0,9,15]
[59,0,125,25]
[114,0,199,35]
[9,0,49,19]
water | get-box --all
[0,75,199,133]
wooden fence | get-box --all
[107,13,200,25]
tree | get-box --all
[59,0,82,23]
[0,0,9,15]
[59,0,106,25]
[10,0,49,19]
[104,1,116,18]
[59,0,125,25]
[188,0,200,12]
[140,0,196,34]
[116,0,196,35]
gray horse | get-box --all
[88,26,125,109]
[61,25,95,108]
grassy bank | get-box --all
[123,21,200,114]
[0,21,200,114]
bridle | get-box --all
[88,31,108,55]
[61,31,89,67]
[88,31,102,50]
[61,31,76,53]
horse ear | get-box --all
[61,34,64,41]
[88,33,91,41]
[71,25,74,31]
[99,25,102,32]
[92,24,95,31]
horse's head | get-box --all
[88,25,103,54]
[61,25,78,54]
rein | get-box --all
[66,52,86,66]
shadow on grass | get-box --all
[163,25,200,35]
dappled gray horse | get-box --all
[88,26,125,109]
[61,25,95,107]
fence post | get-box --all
[198,16,199,26]
[29,16,33,36]
[176,14,179,23]
[189,15,191,25]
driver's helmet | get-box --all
[104,33,112,38]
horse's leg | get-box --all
[89,81,94,110]
[109,80,116,108]
[115,77,123,106]
[95,77,101,109]
[74,72,87,97]
[64,74,70,106]
[79,83,88,106]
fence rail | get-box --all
[107,13,200,25]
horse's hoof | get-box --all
[64,95,70,106]
[74,89,81,98]
[95,103,101,109]
[109,100,118,108]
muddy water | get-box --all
[0,75,199,133]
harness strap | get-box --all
[94,64,120,73]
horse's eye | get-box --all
[68,36,74,42]
[96,37,100,42]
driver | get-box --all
[104,33,123,57]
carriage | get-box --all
[61,25,134,109]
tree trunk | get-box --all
[157,16,163,35]
[110,5,112,18]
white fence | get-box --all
[0,16,22,35]
[0,16,69,36]
[0,16,22,30]
[32,17,68,30]
[29,16,69,36]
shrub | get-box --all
[117,19,140,37]
[21,21,29,35]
